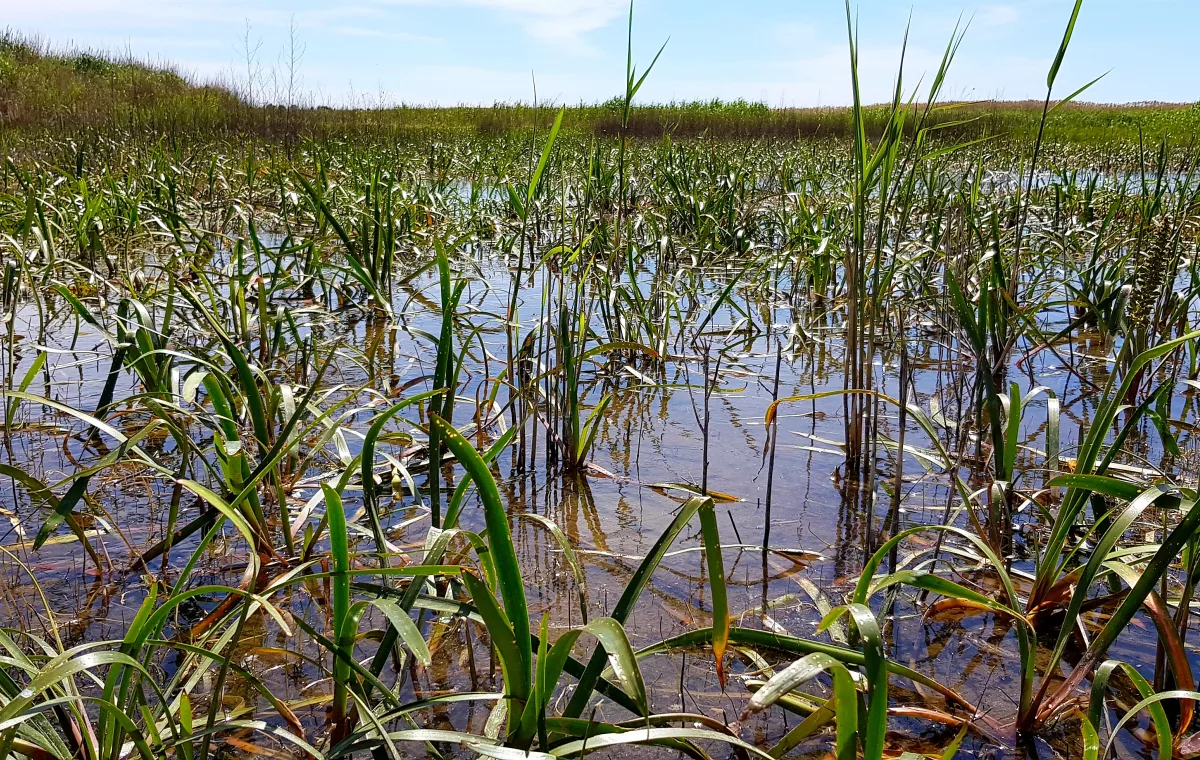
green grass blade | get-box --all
[5,350,45,429]
[580,618,648,718]
[698,500,728,688]
[431,413,530,704]
[461,572,527,730]
[526,107,565,208]
[322,483,354,740]
[1047,0,1084,89]
[563,496,710,718]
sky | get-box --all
[3,0,1197,107]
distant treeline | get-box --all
[3,29,1198,144]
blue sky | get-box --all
[4,0,1197,106]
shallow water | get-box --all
[2,236,1189,760]
[4,129,1200,758]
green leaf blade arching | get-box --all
[430,413,531,706]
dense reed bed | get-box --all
[3,3,1200,759]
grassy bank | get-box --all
[3,30,1199,144]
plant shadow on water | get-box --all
[5,2,1200,759]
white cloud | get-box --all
[376,0,627,45]
[490,0,626,43]
[330,26,442,44]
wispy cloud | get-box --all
[330,26,442,44]
[377,0,627,46]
